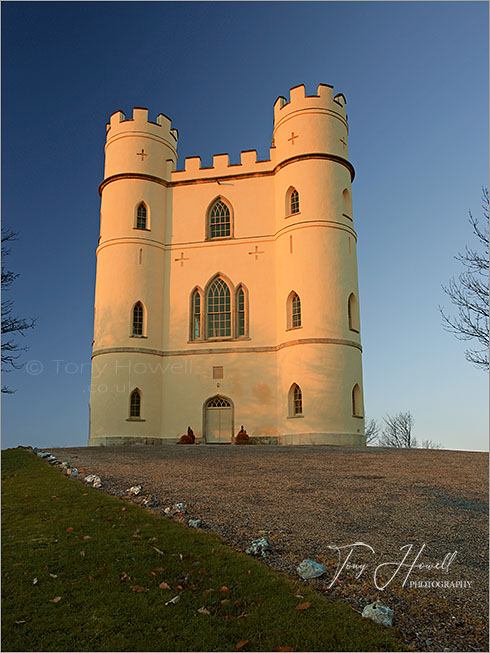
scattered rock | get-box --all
[297,558,327,580]
[142,495,158,508]
[361,601,394,627]
[84,474,102,489]
[245,536,271,557]
[164,502,186,516]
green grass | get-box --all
[2,448,409,652]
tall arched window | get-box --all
[290,189,300,214]
[208,199,231,239]
[342,189,352,218]
[132,302,144,336]
[191,289,202,340]
[207,278,231,337]
[129,389,141,418]
[136,203,147,229]
[352,384,363,417]
[348,293,360,332]
[286,187,300,216]
[287,291,302,329]
[236,285,248,337]
[288,383,303,416]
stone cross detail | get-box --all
[288,132,299,145]
[339,137,347,149]
[175,252,190,267]
[136,149,148,161]
[248,245,264,260]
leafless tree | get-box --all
[420,439,443,449]
[378,411,417,448]
[440,188,489,371]
[365,418,381,445]
[1,229,36,393]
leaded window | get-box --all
[207,396,231,408]
[192,290,201,339]
[292,293,301,328]
[130,390,141,417]
[293,384,302,415]
[136,203,147,229]
[290,189,300,214]
[209,200,231,239]
[207,278,231,337]
[237,287,245,336]
[132,302,144,336]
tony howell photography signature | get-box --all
[326,542,461,590]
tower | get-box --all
[89,108,177,445]
[89,84,365,446]
[272,84,364,444]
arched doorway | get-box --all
[204,396,233,443]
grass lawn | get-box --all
[2,448,409,652]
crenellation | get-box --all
[240,150,257,166]
[105,107,178,146]
[334,93,346,107]
[273,83,347,126]
[212,153,230,169]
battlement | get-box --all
[171,148,273,182]
[105,107,178,147]
[273,83,347,128]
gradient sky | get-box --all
[2,1,488,451]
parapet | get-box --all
[105,107,178,149]
[171,149,273,183]
[273,84,347,128]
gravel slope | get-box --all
[49,444,489,652]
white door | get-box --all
[205,397,232,443]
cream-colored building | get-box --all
[88,83,365,446]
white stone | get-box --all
[361,601,394,627]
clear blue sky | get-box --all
[2,1,488,451]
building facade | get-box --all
[88,83,366,446]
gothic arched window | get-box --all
[129,389,141,418]
[236,285,248,337]
[132,302,144,336]
[207,278,231,337]
[288,383,303,416]
[136,203,147,229]
[290,189,300,214]
[348,293,360,332]
[352,384,363,417]
[208,199,231,239]
[287,291,301,329]
[191,289,203,340]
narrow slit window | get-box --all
[192,291,201,340]
[237,287,245,336]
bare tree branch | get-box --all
[440,188,489,370]
[1,228,36,393]
[365,418,380,444]
[378,411,417,448]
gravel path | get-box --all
[49,444,489,652]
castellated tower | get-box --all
[89,84,365,446]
